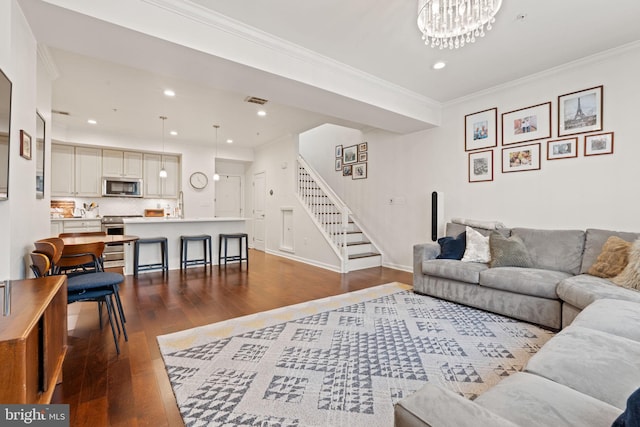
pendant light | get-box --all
[213,124,220,181]
[159,115,168,178]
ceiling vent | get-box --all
[52,109,71,116]
[244,96,268,105]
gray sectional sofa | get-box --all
[396,223,640,427]
[412,223,640,329]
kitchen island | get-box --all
[123,217,249,275]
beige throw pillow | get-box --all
[588,236,631,278]
[612,238,640,291]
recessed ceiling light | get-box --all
[226,139,233,144]
[87,119,97,124]
[432,61,446,70]
[164,89,175,97]
[170,130,178,136]
[257,110,267,117]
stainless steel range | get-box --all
[101,215,142,268]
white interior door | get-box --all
[253,171,266,251]
[215,175,242,217]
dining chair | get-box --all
[30,250,124,354]
[34,237,64,275]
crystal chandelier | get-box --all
[417,0,503,50]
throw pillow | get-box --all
[612,238,640,291]
[489,232,533,268]
[461,226,490,263]
[436,232,466,260]
[587,236,631,278]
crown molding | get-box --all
[36,43,59,80]
[446,40,640,107]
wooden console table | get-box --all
[0,276,67,403]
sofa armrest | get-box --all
[414,242,440,264]
[395,384,518,427]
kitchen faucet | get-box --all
[177,190,184,218]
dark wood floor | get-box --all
[51,250,412,426]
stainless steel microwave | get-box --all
[102,177,143,197]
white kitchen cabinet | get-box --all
[51,144,75,196]
[51,144,102,197]
[143,153,180,198]
[103,149,143,178]
[62,219,102,233]
[50,220,63,236]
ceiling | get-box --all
[18,0,640,149]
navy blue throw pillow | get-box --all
[436,232,466,260]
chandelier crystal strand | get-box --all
[417,0,502,50]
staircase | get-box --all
[297,156,381,272]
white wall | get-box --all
[297,43,640,272]
[0,1,52,280]
[247,134,340,271]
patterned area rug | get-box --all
[157,283,554,426]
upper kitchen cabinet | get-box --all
[103,149,143,178]
[143,153,180,199]
[51,144,102,197]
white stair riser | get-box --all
[346,232,364,243]
[347,255,382,271]
[347,243,373,255]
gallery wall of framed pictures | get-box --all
[465,85,613,183]
[335,141,368,180]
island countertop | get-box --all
[123,217,249,274]
[123,217,249,224]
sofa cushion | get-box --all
[488,232,533,268]
[588,236,632,278]
[479,267,568,299]
[612,238,640,290]
[511,228,585,275]
[556,274,640,310]
[461,226,490,263]
[422,259,488,284]
[524,326,640,409]
[580,228,640,274]
[571,299,640,342]
[436,232,466,260]
[474,372,621,427]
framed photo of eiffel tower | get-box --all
[558,86,603,137]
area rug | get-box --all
[157,282,554,426]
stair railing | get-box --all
[296,156,350,271]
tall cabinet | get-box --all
[143,153,180,198]
[51,144,102,197]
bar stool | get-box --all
[218,233,249,267]
[180,234,213,270]
[134,237,169,277]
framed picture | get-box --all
[358,142,368,152]
[547,137,578,160]
[468,150,493,183]
[584,132,614,156]
[465,107,497,151]
[20,130,32,160]
[335,158,342,171]
[352,163,367,180]
[502,102,551,146]
[342,165,353,176]
[343,145,358,164]
[35,112,45,199]
[335,145,343,158]
[358,152,368,162]
[502,143,541,173]
[558,85,603,137]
